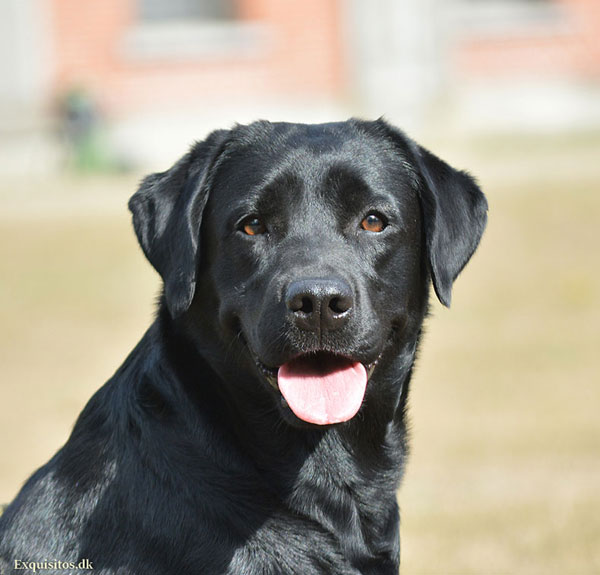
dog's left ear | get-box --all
[128,130,229,318]
[380,121,488,307]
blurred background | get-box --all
[0,0,599,572]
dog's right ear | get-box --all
[128,130,228,318]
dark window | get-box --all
[138,0,237,21]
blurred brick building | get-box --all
[455,0,600,80]
[48,0,344,116]
[3,0,599,115]
[446,0,600,132]
[0,0,599,171]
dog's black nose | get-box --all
[285,278,353,332]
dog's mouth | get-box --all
[254,351,381,426]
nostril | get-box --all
[300,297,313,314]
[287,293,315,314]
[328,295,352,315]
[329,297,343,314]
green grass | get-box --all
[1,136,599,573]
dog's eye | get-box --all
[241,217,266,236]
[361,213,386,233]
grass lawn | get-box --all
[1,134,599,573]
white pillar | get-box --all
[344,0,442,129]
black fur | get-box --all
[0,119,487,574]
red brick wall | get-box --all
[49,0,344,115]
[455,0,600,79]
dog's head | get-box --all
[129,120,487,427]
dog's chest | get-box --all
[217,474,400,575]
[224,503,399,575]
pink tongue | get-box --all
[277,356,367,425]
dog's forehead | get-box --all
[227,120,391,167]
[208,121,414,217]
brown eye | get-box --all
[361,213,386,233]
[242,217,266,236]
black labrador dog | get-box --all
[0,119,487,574]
